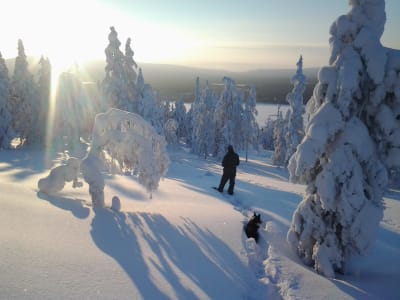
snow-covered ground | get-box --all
[0,145,399,300]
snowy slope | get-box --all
[0,148,399,300]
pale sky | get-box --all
[1,0,399,71]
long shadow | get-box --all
[90,210,264,299]
[90,209,170,299]
[37,191,90,219]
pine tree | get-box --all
[213,77,243,158]
[0,52,15,148]
[55,72,85,153]
[285,55,306,165]
[259,117,275,151]
[36,56,51,146]
[124,37,138,112]
[287,0,396,277]
[190,77,203,154]
[136,69,164,135]
[102,26,129,111]
[191,79,217,158]
[272,110,287,166]
[241,85,259,161]
[10,39,39,146]
[172,98,188,141]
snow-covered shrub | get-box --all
[38,157,82,195]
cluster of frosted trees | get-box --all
[189,77,259,159]
[100,26,260,159]
[0,40,51,148]
[0,25,271,160]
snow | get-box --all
[1,142,399,299]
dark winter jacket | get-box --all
[222,146,240,176]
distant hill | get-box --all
[79,60,318,103]
[6,57,318,103]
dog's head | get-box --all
[250,212,262,226]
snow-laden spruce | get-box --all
[288,0,400,277]
[102,27,138,113]
[172,98,188,141]
[285,55,305,165]
[272,109,287,166]
[0,52,15,149]
[136,68,165,135]
[10,39,40,146]
[241,85,259,161]
[81,108,169,207]
[190,78,217,158]
[214,77,244,158]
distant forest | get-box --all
[6,58,318,104]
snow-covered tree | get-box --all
[102,26,132,112]
[136,69,164,135]
[55,72,87,153]
[36,56,51,146]
[164,118,178,145]
[272,110,287,166]
[285,56,306,165]
[10,39,39,146]
[214,77,244,158]
[162,99,173,122]
[241,85,259,161]
[191,80,217,158]
[259,117,275,151]
[189,77,202,151]
[172,98,188,141]
[287,0,397,277]
[0,52,15,148]
[124,37,138,112]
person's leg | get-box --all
[218,172,229,192]
[228,175,235,195]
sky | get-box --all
[1,0,400,71]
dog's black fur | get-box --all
[244,212,262,243]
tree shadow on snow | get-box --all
[37,191,90,219]
[90,210,262,299]
[334,225,400,300]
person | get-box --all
[217,145,240,195]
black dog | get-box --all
[244,212,262,243]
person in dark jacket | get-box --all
[217,145,240,195]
